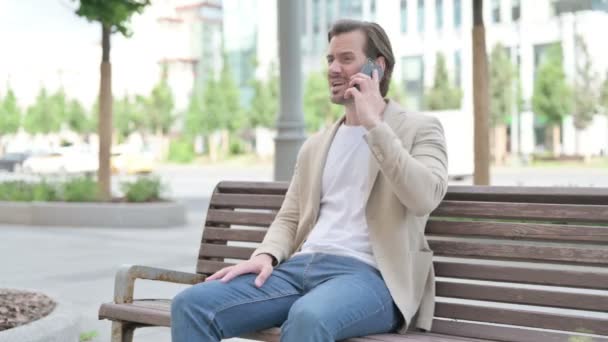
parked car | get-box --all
[0,152,30,172]
[111,149,156,175]
[22,149,98,174]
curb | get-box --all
[0,201,186,228]
[0,294,82,342]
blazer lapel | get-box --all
[364,100,402,203]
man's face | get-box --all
[326,30,368,105]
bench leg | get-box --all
[111,322,135,342]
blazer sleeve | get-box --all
[364,116,448,216]
[251,153,302,264]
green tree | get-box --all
[572,35,598,136]
[249,63,279,129]
[424,53,462,110]
[73,0,151,200]
[65,99,93,135]
[24,87,62,134]
[489,44,516,165]
[184,82,207,137]
[304,69,343,132]
[146,65,175,135]
[217,55,244,132]
[0,87,21,139]
[601,71,608,114]
[386,79,407,104]
[531,44,571,156]
[113,94,143,141]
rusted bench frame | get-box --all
[100,183,608,342]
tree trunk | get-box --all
[473,0,490,185]
[552,124,561,157]
[98,23,113,201]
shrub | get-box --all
[60,176,98,202]
[121,175,165,202]
[168,138,195,163]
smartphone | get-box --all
[362,59,384,79]
[356,59,384,90]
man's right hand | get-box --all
[205,253,275,288]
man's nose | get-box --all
[328,60,341,74]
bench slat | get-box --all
[436,281,608,312]
[197,259,233,275]
[210,194,284,210]
[435,302,608,335]
[434,260,608,290]
[444,185,608,205]
[427,220,608,243]
[203,227,266,243]
[431,318,608,342]
[199,243,255,260]
[206,209,275,227]
[429,239,608,265]
[217,181,289,195]
[194,258,608,290]
[433,200,608,223]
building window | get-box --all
[370,0,377,20]
[417,0,425,33]
[491,0,501,23]
[400,0,408,33]
[402,56,425,110]
[454,0,462,28]
[339,0,362,18]
[436,0,443,29]
[313,0,321,34]
[327,0,335,29]
[512,0,521,21]
[454,50,461,87]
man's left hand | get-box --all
[344,69,386,130]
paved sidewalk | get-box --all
[0,208,250,342]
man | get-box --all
[171,19,448,341]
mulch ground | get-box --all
[0,289,56,331]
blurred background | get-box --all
[2,1,608,341]
[1,0,607,194]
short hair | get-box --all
[328,19,395,97]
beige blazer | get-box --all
[252,99,449,333]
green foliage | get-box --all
[0,181,57,202]
[304,69,343,132]
[572,35,598,130]
[145,65,175,135]
[61,176,98,202]
[74,0,150,36]
[66,99,94,134]
[386,79,407,104]
[532,44,572,126]
[229,137,246,155]
[79,330,99,342]
[489,44,516,127]
[121,175,164,202]
[184,82,207,136]
[0,86,21,136]
[424,53,462,110]
[217,55,245,132]
[167,137,195,163]
[249,63,279,128]
[601,72,608,114]
[24,87,63,134]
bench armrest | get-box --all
[114,264,206,304]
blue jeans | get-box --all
[171,253,402,341]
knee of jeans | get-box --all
[171,287,202,317]
[285,303,325,330]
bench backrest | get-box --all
[198,181,608,341]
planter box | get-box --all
[0,201,186,228]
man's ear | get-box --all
[375,56,387,72]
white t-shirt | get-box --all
[296,123,377,268]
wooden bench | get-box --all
[99,181,608,342]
